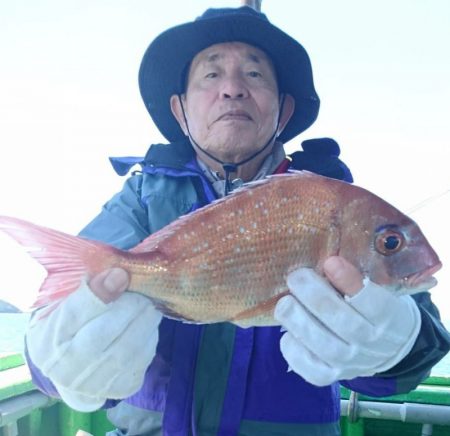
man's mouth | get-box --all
[217,110,253,122]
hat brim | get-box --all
[139,12,320,143]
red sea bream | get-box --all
[0,172,441,326]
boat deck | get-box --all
[1,352,449,435]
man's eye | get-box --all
[205,72,218,79]
[247,71,262,78]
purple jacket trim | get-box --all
[24,347,60,398]
[341,376,397,397]
[218,328,254,435]
[141,159,217,204]
[109,156,145,176]
[241,327,341,423]
[162,324,202,436]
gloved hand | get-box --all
[274,257,421,386]
[26,268,162,412]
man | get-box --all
[25,6,450,436]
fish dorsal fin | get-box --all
[129,227,177,254]
[129,172,316,255]
[129,209,212,255]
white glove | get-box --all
[274,268,421,386]
[26,281,162,412]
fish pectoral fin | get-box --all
[229,291,290,327]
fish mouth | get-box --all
[216,110,253,122]
[402,262,442,293]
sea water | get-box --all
[0,313,30,353]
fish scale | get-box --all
[112,176,344,323]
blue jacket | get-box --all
[27,140,450,436]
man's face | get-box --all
[171,42,284,163]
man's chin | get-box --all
[200,138,259,158]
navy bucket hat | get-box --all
[138,6,320,144]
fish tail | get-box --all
[0,216,119,309]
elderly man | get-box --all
[25,6,450,436]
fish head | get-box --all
[338,188,442,294]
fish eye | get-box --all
[375,230,405,255]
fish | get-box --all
[0,171,442,327]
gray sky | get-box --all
[0,0,449,316]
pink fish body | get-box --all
[0,172,441,327]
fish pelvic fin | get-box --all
[229,290,290,328]
[0,216,119,310]
[145,296,196,323]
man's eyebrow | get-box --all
[203,52,263,64]
[247,53,261,64]
[204,53,222,63]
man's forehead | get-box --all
[192,42,273,67]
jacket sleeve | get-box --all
[79,174,150,248]
[341,292,450,397]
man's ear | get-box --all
[277,94,295,137]
[170,94,188,135]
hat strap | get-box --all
[178,94,285,194]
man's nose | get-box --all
[220,76,249,99]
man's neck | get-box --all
[196,142,287,197]
[195,142,282,182]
